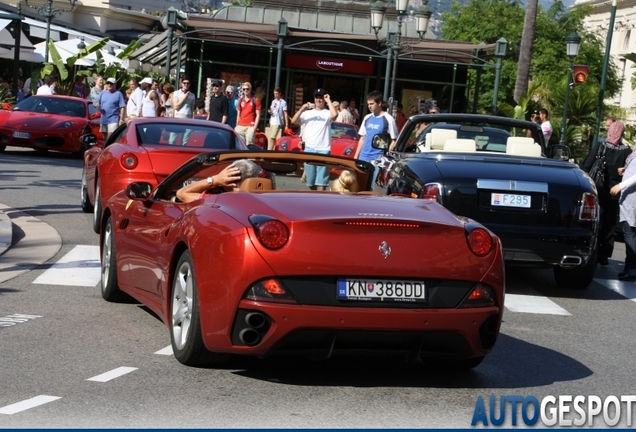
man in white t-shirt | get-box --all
[36,75,55,95]
[290,87,338,190]
[126,79,143,122]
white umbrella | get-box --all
[0,47,45,63]
[34,39,124,67]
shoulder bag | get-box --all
[588,144,607,191]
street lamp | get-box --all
[559,30,581,146]
[491,37,507,115]
[275,17,287,89]
[76,36,85,50]
[24,0,78,63]
[370,0,431,117]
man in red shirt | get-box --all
[236,82,262,145]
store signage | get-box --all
[285,53,374,75]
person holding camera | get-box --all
[171,76,195,119]
[526,110,542,138]
[291,88,338,190]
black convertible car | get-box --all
[374,114,599,289]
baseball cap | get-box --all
[139,77,153,85]
[314,88,327,97]
[226,85,235,93]
[212,79,223,87]
[106,77,117,84]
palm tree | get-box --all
[514,0,538,103]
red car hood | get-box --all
[215,192,499,279]
[0,111,86,129]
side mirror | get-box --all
[372,133,391,150]
[125,182,153,200]
[550,144,570,161]
[81,134,98,146]
[89,112,101,120]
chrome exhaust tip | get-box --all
[560,255,583,268]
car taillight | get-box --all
[579,192,598,221]
[120,153,138,170]
[244,278,297,303]
[422,183,442,204]
[466,227,493,256]
[459,283,495,308]
[248,215,289,250]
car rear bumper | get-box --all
[205,303,501,361]
[0,130,80,152]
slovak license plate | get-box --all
[337,278,426,302]
[12,131,30,139]
[491,193,531,208]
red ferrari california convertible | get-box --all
[0,95,102,154]
[81,117,248,233]
[99,151,505,369]
[275,122,359,157]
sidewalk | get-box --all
[0,203,62,284]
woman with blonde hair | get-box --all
[331,170,359,193]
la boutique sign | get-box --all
[317,59,344,71]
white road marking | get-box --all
[0,313,42,328]
[0,395,61,415]
[33,245,100,287]
[594,278,636,302]
[504,293,571,315]
[155,345,173,355]
[86,367,138,382]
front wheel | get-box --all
[80,169,93,213]
[170,250,229,367]
[553,250,596,289]
[92,183,102,234]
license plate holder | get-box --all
[491,193,531,208]
[337,278,426,302]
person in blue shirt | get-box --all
[94,77,126,141]
[225,85,238,128]
[353,90,398,184]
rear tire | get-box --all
[170,250,229,367]
[101,216,126,302]
[554,249,596,289]
[92,183,102,234]
[0,145,5,152]
[80,169,93,213]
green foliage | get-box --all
[440,0,621,113]
[0,84,15,106]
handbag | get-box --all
[588,144,607,190]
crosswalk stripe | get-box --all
[33,245,100,287]
[504,293,571,316]
[0,395,61,415]
[155,345,173,355]
[594,278,636,302]
[86,367,138,382]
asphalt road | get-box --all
[1,147,636,428]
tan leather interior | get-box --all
[239,177,273,191]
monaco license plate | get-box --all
[491,193,531,208]
[12,131,30,139]
[337,279,426,302]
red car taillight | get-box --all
[248,215,289,250]
[466,227,493,257]
[458,283,496,308]
[120,152,139,170]
[244,278,297,303]
[579,192,598,221]
[422,183,442,204]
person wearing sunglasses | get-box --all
[170,77,195,119]
[207,79,228,124]
[94,77,125,142]
[236,82,262,145]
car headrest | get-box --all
[239,177,273,191]
[430,128,457,150]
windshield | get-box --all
[13,96,87,118]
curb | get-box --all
[0,203,62,284]
[0,204,12,256]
